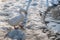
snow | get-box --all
[0,0,60,40]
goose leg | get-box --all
[19,24,25,30]
[14,25,15,28]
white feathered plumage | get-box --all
[8,8,27,29]
[8,14,24,26]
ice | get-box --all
[47,22,60,33]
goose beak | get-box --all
[19,8,27,15]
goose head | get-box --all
[19,8,27,17]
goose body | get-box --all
[8,14,25,26]
[5,29,25,40]
[7,9,27,29]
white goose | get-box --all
[8,8,27,29]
